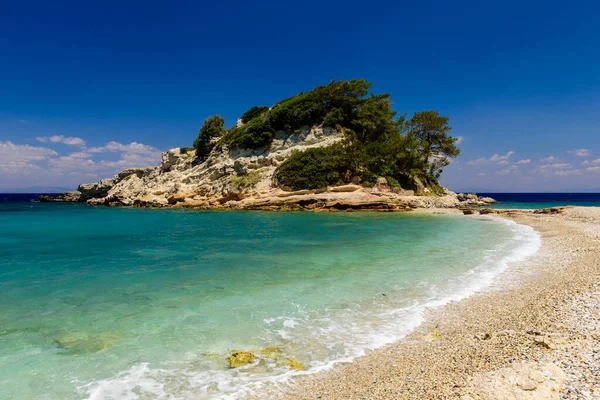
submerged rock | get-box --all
[259,346,282,359]
[53,333,116,353]
[286,358,304,370]
[227,351,257,368]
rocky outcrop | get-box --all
[39,191,81,202]
[80,126,345,207]
[77,167,155,201]
[457,192,497,206]
[41,125,496,211]
[161,148,193,172]
[372,177,392,193]
[227,351,257,368]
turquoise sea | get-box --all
[479,192,600,209]
[0,199,540,399]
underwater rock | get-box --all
[286,358,304,370]
[227,351,257,368]
[53,333,116,353]
[260,346,282,359]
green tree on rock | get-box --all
[194,115,226,161]
[407,111,460,176]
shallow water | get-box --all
[0,201,539,399]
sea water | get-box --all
[479,192,600,209]
[0,199,540,399]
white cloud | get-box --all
[536,162,571,171]
[568,149,590,157]
[0,138,162,189]
[68,152,92,159]
[0,141,58,164]
[88,141,160,156]
[99,152,160,169]
[37,135,87,147]
[534,163,576,176]
[554,169,582,176]
[586,166,600,172]
[0,141,58,176]
[467,150,515,166]
[540,156,559,163]
[455,136,464,145]
[581,159,600,166]
[496,165,520,176]
[37,135,86,146]
[534,161,581,177]
[516,159,531,165]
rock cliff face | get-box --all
[41,125,496,210]
[84,126,346,207]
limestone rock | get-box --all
[49,123,496,211]
[286,358,304,370]
[38,191,81,202]
[161,148,194,172]
[78,178,116,201]
[329,184,363,193]
[372,177,391,193]
[260,346,282,359]
[227,351,257,368]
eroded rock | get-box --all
[228,351,257,368]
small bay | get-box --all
[0,199,538,399]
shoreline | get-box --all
[278,206,600,399]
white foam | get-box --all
[79,217,541,399]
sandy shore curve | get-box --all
[278,206,600,399]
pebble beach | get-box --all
[280,206,600,399]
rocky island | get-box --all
[40,79,495,211]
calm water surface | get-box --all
[480,192,600,209]
[0,198,538,399]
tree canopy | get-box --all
[193,115,226,161]
[192,79,461,192]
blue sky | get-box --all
[1,1,599,192]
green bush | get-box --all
[240,106,269,124]
[267,93,324,131]
[274,143,354,190]
[194,115,226,160]
[223,118,274,148]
